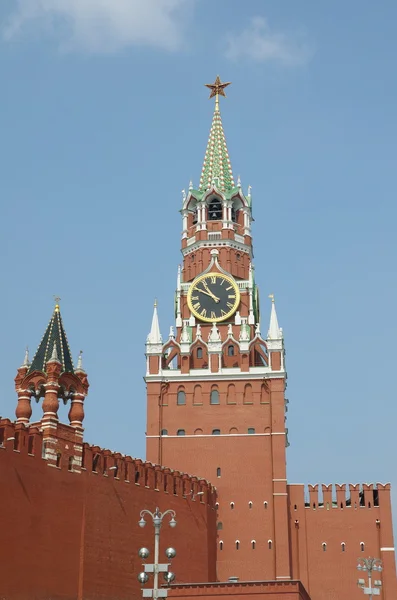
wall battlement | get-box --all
[0,418,217,507]
[301,482,390,510]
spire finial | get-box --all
[268,294,283,340]
[205,75,231,112]
[49,341,60,363]
[147,300,162,346]
[23,346,30,367]
[54,295,61,312]
[269,293,275,303]
[77,350,83,371]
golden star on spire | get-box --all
[205,75,231,99]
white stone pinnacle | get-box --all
[23,347,30,367]
[147,301,162,345]
[267,296,283,340]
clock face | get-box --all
[187,272,240,323]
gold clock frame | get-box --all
[187,272,240,323]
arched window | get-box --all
[219,541,223,551]
[244,383,253,404]
[248,501,253,509]
[215,502,219,509]
[235,540,240,550]
[230,502,235,509]
[194,428,203,435]
[322,543,327,552]
[161,429,168,436]
[217,522,223,530]
[248,427,255,434]
[268,540,272,550]
[197,347,203,358]
[341,542,346,552]
[231,207,237,222]
[227,345,235,356]
[264,501,268,509]
[212,429,221,435]
[217,467,221,477]
[251,540,256,550]
[208,197,222,220]
[192,208,198,224]
[360,542,365,552]
[177,429,186,436]
[193,385,202,405]
[177,389,186,405]
[210,387,220,405]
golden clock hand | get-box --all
[195,287,220,303]
[202,280,221,302]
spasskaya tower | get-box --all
[145,77,289,582]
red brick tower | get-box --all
[14,300,89,470]
[145,78,290,582]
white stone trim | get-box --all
[380,547,395,552]
[147,432,285,439]
[273,493,288,496]
[146,367,286,382]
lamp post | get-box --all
[357,557,383,598]
[138,507,177,599]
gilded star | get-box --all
[205,75,231,99]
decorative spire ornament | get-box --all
[76,350,84,371]
[147,300,162,345]
[22,347,30,367]
[267,294,283,340]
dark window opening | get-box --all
[28,435,34,454]
[252,541,256,550]
[56,452,61,468]
[0,428,4,446]
[294,504,297,511]
[177,429,186,436]
[124,463,129,481]
[192,209,198,225]
[93,454,100,472]
[231,207,237,222]
[210,389,220,405]
[164,476,168,492]
[217,467,221,477]
[161,429,168,436]
[227,345,235,356]
[208,198,222,221]
[197,347,203,358]
[236,252,241,260]
[212,429,221,435]
[68,456,74,471]
[177,390,186,405]
[14,432,20,451]
[268,540,272,549]
[217,522,223,530]
[219,542,223,550]
[103,457,107,475]
[373,489,379,506]
[322,543,327,552]
[135,470,140,484]
[236,541,240,550]
[248,428,255,434]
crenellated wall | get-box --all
[288,483,397,600]
[0,419,217,600]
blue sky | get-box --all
[1,0,396,532]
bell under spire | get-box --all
[199,76,234,192]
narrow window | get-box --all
[135,470,140,484]
[210,388,220,405]
[124,462,129,481]
[268,540,272,550]
[230,502,235,509]
[177,389,186,405]
[192,209,198,225]
[113,464,119,478]
[28,435,34,454]
[161,429,168,436]
[227,345,235,356]
[264,501,268,509]
[217,467,221,478]
[252,540,256,550]
[215,502,219,509]
[103,457,107,475]
[197,347,203,359]
[177,429,186,436]
[236,541,240,550]
[248,501,253,509]
[212,429,221,435]
[68,456,74,471]
[341,542,346,552]
[219,541,223,551]
[0,429,4,446]
[231,207,237,222]
[93,454,100,472]
[360,542,365,552]
[217,522,223,530]
[248,427,255,434]
[164,475,168,492]
[294,504,297,511]
[14,432,20,451]
[56,452,61,468]
[322,543,327,552]
[236,251,241,260]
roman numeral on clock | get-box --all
[211,311,216,319]
[200,308,207,317]
[228,294,236,299]
[191,295,199,301]
[226,285,233,291]
[227,302,234,309]
[211,276,216,284]
[193,302,200,310]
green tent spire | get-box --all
[28,299,75,374]
[199,76,235,193]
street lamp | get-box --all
[138,507,177,599]
[357,557,383,598]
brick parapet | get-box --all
[167,580,311,599]
[0,418,217,507]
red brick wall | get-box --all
[0,426,217,600]
[288,483,397,600]
[167,580,311,599]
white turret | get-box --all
[146,300,163,354]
